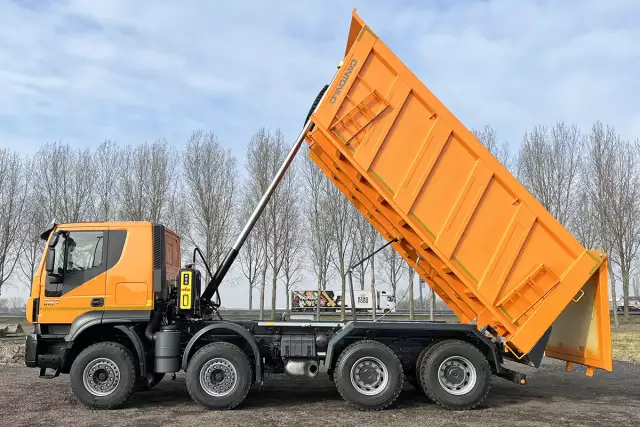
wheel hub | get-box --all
[444,366,464,384]
[350,356,389,396]
[200,358,237,397]
[437,356,477,396]
[82,357,121,397]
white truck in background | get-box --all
[291,289,396,313]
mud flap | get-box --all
[526,328,551,368]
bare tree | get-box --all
[473,125,511,170]
[281,169,304,311]
[381,244,404,297]
[602,138,640,320]
[93,140,122,221]
[33,142,94,222]
[326,182,357,321]
[238,185,264,310]
[9,296,26,311]
[18,172,48,293]
[429,285,436,321]
[246,129,272,320]
[352,214,373,291]
[120,140,174,223]
[245,128,290,319]
[265,130,291,320]
[183,131,238,280]
[517,123,583,227]
[0,149,27,295]
[571,182,600,250]
[165,176,191,264]
[404,261,416,319]
[302,151,334,319]
[368,223,380,319]
[586,122,621,326]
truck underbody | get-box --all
[26,314,533,410]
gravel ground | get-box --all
[1,359,639,427]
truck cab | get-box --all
[25,222,180,386]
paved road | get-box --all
[1,358,639,427]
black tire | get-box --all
[304,85,329,125]
[135,373,166,391]
[186,342,252,410]
[70,342,137,409]
[333,340,403,411]
[418,340,491,410]
[414,340,441,395]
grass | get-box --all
[611,316,640,363]
[0,317,30,327]
[611,331,640,363]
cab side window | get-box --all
[45,231,105,297]
[64,232,104,273]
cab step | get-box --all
[39,367,61,379]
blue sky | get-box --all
[1,0,639,162]
[2,0,639,304]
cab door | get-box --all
[38,229,107,325]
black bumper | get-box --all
[25,333,38,368]
[24,333,69,371]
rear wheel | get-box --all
[414,340,440,395]
[418,340,491,410]
[333,340,403,411]
[70,342,137,409]
[186,342,252,410]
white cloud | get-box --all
[1,0,638,157]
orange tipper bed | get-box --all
[305,9,612,374]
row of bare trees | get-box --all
[2,121,639,323]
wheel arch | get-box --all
[181,322,262,383]
[63,323,145,377]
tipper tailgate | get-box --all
[305,10,612,372]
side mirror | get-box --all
[49,233,59,248]
[45,248,55,273]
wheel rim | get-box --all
[199,358,238,397]
[437,356,477,395]
[82,357,121,397]
[350,356,389,396]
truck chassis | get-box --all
[26,315,532,410]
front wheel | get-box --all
[186,342,252,410]
[70,342,137,409]
[333,340,403,411]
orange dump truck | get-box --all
[25,10,611,413]
[306,10,612,375]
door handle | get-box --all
[91,298,104,307]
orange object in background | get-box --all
[305,10,612,373]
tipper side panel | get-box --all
[307,11,611,372]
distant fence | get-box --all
[218,308,456,320]
[0,311,26,317]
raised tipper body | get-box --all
[305,10,611,373]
